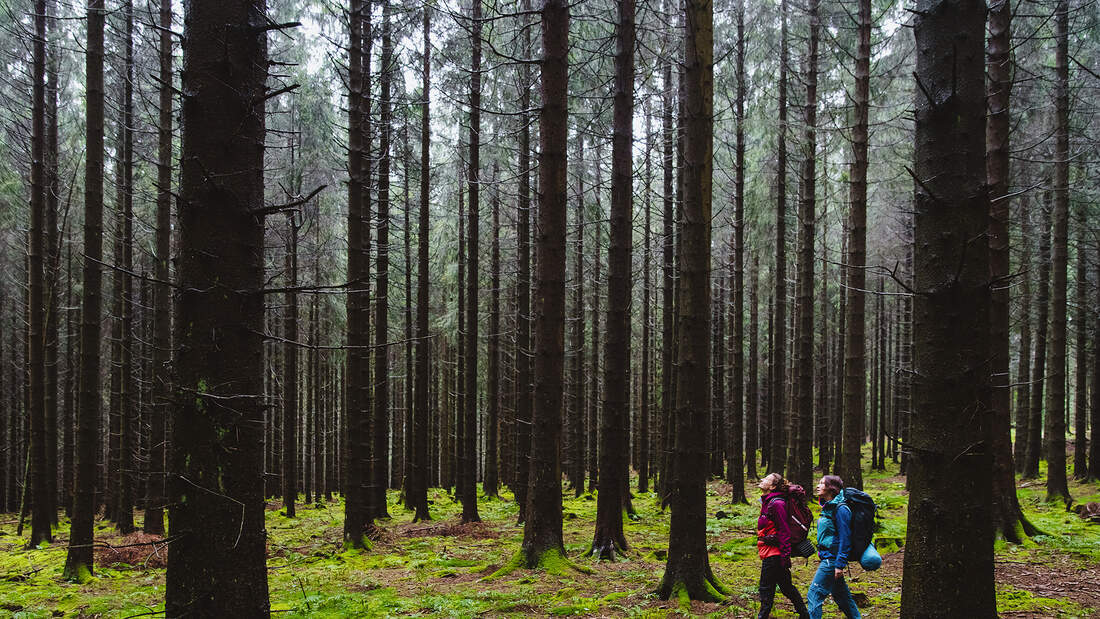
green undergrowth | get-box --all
[996,583,1092,617]
[0,454,1097,617]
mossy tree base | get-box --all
[62,559,93,584]
[485,547,593,580]
[656,572,728,607]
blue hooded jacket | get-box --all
[816,492,853,570]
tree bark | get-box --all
[401,127,413,499]
[1072,214,1087,480]
[987,0,1038,541]
[518,0,569,568]
[26,0,51,548]
[901,1,994,614]
[373,0,394,518]
[1023,199,1051,479]
[1014,202,1032,473]
[409,3,432,522]
[727,0,746,502]
[1089,245,1100,482]
[569,136,586,496]
[788,0,819,491]
[639,100,652,494]
[770,0,789,475]
[118,0,138,535]
[344,0,373,547]
[283,215,298,518]
[592,0,634,560]
[588,159,602,494]
[63,0,104,575]
[513,0,533,522]
[486,163,501,497]
[840,0,870,490]
[657,0,724,602]
[747,254,759,481]
[461,0,482,523]
[43,0,60,526]
[165,0,270,610]
[145,0,173,536]
[658,54,675,499]
[1044,0,1072,504]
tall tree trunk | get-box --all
[461,0,482,523]
[1024,200,1051,479]
[485,164,501,497]
[569,137,586,496]
[1013,202,1032,473]
[747,254,759,481]
[513,0,533,522]
[835,230,849,466]
[1044,0,1072,504]
[788,0,819,491]
[901,1,994,614]
[987,0,1038,541]
[658,0,724,602]
[26,0,51,548]
[115,0,136,534]
[63,0,104,577]
[306,244,316,503]
[727,0,746,502]
[874,277,886,469]
[588,158,602,494]
[1072,212,1087,480]
[165,0,270,609]
[43,0,60,526]
[373,0,394,518]
[517,0,570,568]
[283,215,298,517]
[592,0,634,560]
[770,0,789,475]
[63,246,76,516]
[1090,246,1100,482]
[658,55,675,499]
[409,4,432,522]
[639,99,652,495]
[456,157,466,499]
[344,0,373,546]
[1,291,7,511]
[401,127,413,498]
[145,0,173,536]
[816,211,830,473]
[315,287,325,501]
[713,274,725,476]
[840,0,870,490]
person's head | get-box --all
[758,472,789,494]
[815,475,844,501]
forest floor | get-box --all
[2,458,1099,618]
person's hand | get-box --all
[834,568,844,580]
[763,534,780,547]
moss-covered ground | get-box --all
[1,456,1097,617]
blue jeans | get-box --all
[807,559,861,619]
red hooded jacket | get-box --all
[757,491,793,565]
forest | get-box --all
[0,0,1099,615]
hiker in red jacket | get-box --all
[756,473,810,619]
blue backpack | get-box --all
[838,487,878,563]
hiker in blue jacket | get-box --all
[808,475,861,619]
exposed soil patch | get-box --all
[398,519,502,540]
[996,553,1100,617]
[94,532,169,569]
